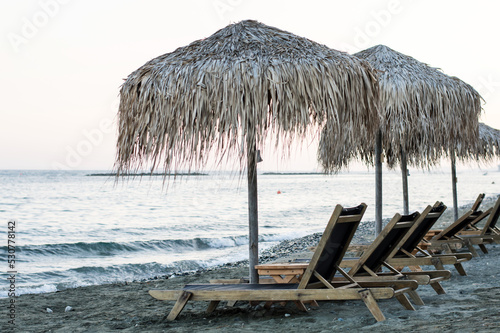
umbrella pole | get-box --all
[247,137,259,284]
[451,154,459,221]
[400,147,409,215]
[375,130,383,235]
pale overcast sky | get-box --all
[1,0,499,171]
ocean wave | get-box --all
[3,235,262,258]
[15,284,58,297]
[2,260,215,297]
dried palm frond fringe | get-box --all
[319,45,482,172]
[115,20,380,175]
[460,122,500,162]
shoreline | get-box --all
[3,243,499,332]
[3,196,499,331]
[7,194,499,298]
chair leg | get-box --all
[407,290,424,306]
[454,263,467,276]
[206,301,220,313]
[293,301,308,312]
[226,300,237,307]
[359,289,386,322]
[167,291,192,321]
[465,242,479,257]
[431,258,445,270]
[395,294,416,311]
[441,243,454,254]
[430,281,446,295]
[478,243,489,254]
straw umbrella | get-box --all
[115,20,380,282]
[319,45,481,233]
[474,122,500,160]
[449,122,500,220]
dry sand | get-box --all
[2,243,499,333]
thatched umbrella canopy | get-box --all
[321,45,481,171]
[115,20,380,282]
[477,122,500,158]
[447,122,500,220]
[464,122,500,160]
[319,45,481,231]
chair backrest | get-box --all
[471,193,485,212]
[348,211,420,276]
[393,202,446,257]
[481,196,500,235]
[434,210,481,240]
[298,203,366,289]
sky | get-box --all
[1,0,499,171]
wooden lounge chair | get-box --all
[258,210,435,303]
[425,197,499,257]
[457,195,500,245]
[424,193,485,240]
[149,204,413,322]
[339,211,451,295]
[386,202,472,276]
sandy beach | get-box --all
[3,239,499,332]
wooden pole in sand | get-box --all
[247,135,259,284]
[375,130,383,235]
[451,154,459,222]
[401,147,409,215]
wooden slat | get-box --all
[338,215,365,223]
[257,269,305,275]
[460,234,499,243]
[347,280,418,290]
[149,288,395,301]
[433,253,472,261]
[370,273,430,285]
[403,269,451,279]
[387,256,457,266]
[256,263,308,270]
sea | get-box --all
[1,168,499,297]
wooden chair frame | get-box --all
[386,202,472,276]
[150,204,404,322]
[339,211,451,296]
[427,196,500,256]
